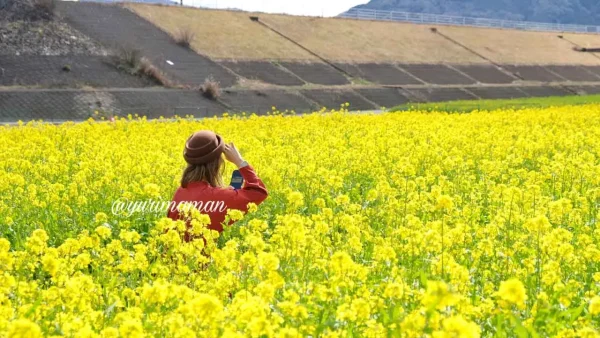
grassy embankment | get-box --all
[391,94,600,112]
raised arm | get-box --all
[222,142,268,211]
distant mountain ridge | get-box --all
[349,0,600,26]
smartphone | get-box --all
[230,170,244,190]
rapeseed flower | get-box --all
[590,296,600,315]
[7,319,42,338]
[1,106,600,336]
[497,278,528,309]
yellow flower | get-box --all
[247,202,258,213]
[589,296,600,315]
[192,294,222,318]
[119,230,141,244]
[366,189,378,202]
[422,280,458,309]
[42,255,59,276]
[578,327,600,338]
[258,252,280,271]
[254,282,276,301]
[278,327,300,338]
[335,194,350,206]
[5,102,600,336]
[436,195,454,211]
[100,327,119,338]
[433,315,480,338]
[94,212,108,224]
[286,191,304,208]
[226,209,244,222]
[143,183,161,198]
[497,278,528,309]
[118,319,144,338]
[7,319,42,338]
[26,229,48,254]
[95,225,112,240]
[383,282,405,299]
[350,298,370,322]
[0,238,10,253]
[141,281,169,306]
[313,198,326,208]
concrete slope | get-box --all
[57,2,237,87]
[0,55,151,87]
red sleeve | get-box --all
[223,165,268,212]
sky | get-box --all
[182,0,368,17]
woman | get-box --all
[167,130,268,241]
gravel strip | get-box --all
[0,20,107,56]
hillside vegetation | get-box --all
[391,94,600,112]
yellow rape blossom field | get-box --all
[1,106,600,337]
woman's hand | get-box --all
[223,142,245,167]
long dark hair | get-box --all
[181,156,225,188]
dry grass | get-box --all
[115,47,142,70]
[126,3,600,65]
[259,16,486,63]
[126,4,317,61]
[174,28,195,48]
[439,26,600,65]
[199,76,221,99]
[114,47,175,87]
[138,57,175,87]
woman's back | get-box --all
[167,130,268,240]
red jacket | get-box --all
[167,165,268,240]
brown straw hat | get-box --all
[183,130,224,165]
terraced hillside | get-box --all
[127,4,600,102]
[5,1,600,122]
[129,3,600,65]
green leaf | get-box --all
[567,304,586,325]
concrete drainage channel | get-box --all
[2,85,598,123]
[0,108,389,126]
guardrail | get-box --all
[338,8,600,34]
